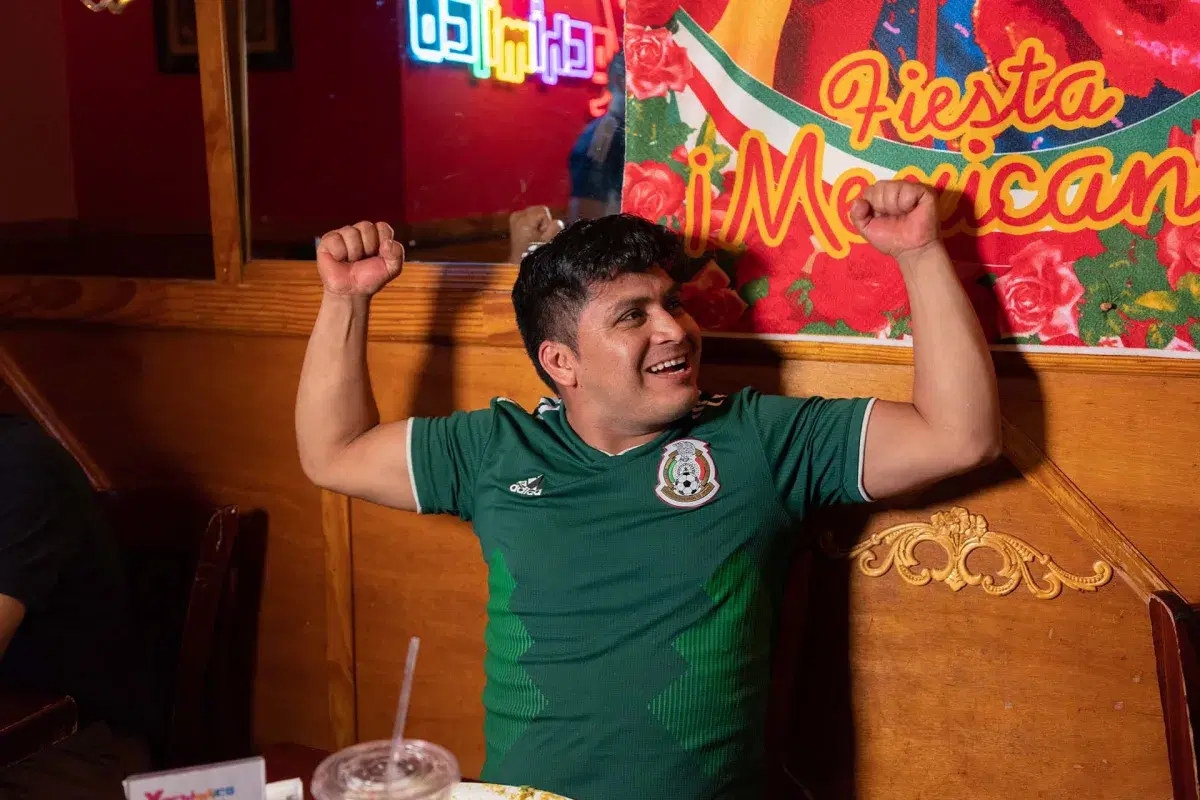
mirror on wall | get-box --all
[242,0,624,264]
[0,0,215,279]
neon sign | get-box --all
[408,0,597,85]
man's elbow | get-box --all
[299,450,343,492]
[953,428,1003,472]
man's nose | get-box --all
[650,307,687,343]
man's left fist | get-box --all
[849,180,940,261]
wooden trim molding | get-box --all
[196,0,243,284]
[1002,417,1180,603]
[321,490,357,750]
[821,506,1113,600]
[0,345,111,491]
[3,271,1200,378]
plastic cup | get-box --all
[311,739,460,800]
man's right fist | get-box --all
[316,221,404,297]
[508,206,563,264]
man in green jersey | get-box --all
[296,181,1001,799]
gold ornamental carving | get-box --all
[821,507,1113,600]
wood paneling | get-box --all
[3,270,1200,379]
[196,0,243,283]
[1002,417,1178,602]
[322,490,357,750]
[999,371,1200,603]
[0,343,110,490]
[799,472,1172,798]
[1,279,1194,792]
[0,326,333,750]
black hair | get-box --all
[511,214,686,389]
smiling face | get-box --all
[540,267,702,435]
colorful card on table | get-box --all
[123,755,265,800]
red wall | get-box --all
[41,0,613,240]
[249,0,619,233]
[400,0,616,222]
[61,0,211,231]
[1,0,76,223]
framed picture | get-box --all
[154,0,292,74]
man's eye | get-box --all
[666,295,684,311]
[619,309,645,323]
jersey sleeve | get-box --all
[407,407,496,521]
[741,388,877,515]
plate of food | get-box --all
[451,784,574,800]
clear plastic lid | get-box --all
[311,740,461,800]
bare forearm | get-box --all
[900,242,1000,461]
[295,292,379,480]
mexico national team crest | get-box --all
[655,439,720,509]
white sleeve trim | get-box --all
[406,418,423,514]
[857,398,877,503]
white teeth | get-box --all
[648,357,686,374]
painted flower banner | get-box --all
[620,0,1200,356]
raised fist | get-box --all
[849,181,940,262]
[316,221,404,297]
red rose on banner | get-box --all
[746,293,813,333]
[626,28,693,100]
[1154,121,1200,289]
[993,241,1085,339]
[623,162,686,223]
[626,0,677,28]
[1156,219,1200,289]
[807,245,908,333]
[681,262,747,330]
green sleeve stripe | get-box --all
[849,398,877,503]
[406,417,423,514]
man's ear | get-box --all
[539,341,578,389]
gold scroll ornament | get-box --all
[822,507,1113,600]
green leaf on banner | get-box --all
[1123,290,1187,324]
[886,313,912,339]
[1190,322,1200,347]
[667,160,690,181]
[1178,274,1200,317]
[1129,236,1171,294]
[739,277,769,306]
[1078,285,1127,345]
[787,278,815,316]
[802,320,862,337]
[698,115,718,149]
[1096,223,1135,255]
[978,272,999,288]
[664,93,693,146]
[626,94,694,166]
[1146,321,1174,349]
[696,115,733,174]
[999,334,1042,345]
[1146,208,1165,238]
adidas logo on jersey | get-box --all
[509,475,544,497]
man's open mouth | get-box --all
[646,356,690,375]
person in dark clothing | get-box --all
[0,415,151,798]
[568,51,626,223]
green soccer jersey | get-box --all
[408,388,874,800]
